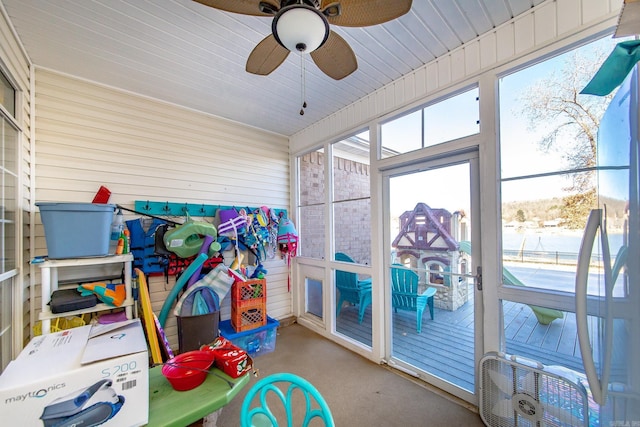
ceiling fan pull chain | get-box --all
[303,53,307,109]
[300,52,307,115]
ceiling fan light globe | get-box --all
[273,6,329,53]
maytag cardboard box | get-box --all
[0,319,148,426]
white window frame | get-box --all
[0,61,23,371]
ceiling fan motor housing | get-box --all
[272,4,329,53]
[281,0,321,8]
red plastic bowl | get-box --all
[161,350,216,391]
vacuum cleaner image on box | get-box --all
[39,379,125,427]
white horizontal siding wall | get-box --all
[33,69,290,350]
[1,2,32,349]
[290,0,622,150]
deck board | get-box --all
[557,312,578,356]
[335,299,594,391]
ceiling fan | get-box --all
[193,0,413,80]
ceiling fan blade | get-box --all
[323,0,412,27]
[246,34,290,76]
[193,0,278,17]
[310,30,357,80]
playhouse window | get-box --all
[426,261,447,286]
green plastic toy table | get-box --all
[147,365,250,426]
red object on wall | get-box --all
[92,186,111,203]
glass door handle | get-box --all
[575,209,613,406]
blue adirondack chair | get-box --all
[390,264,436,333]
[335,252,372,324]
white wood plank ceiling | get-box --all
[1,0,548,136]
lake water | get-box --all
[502,228,624,254]
[502,229,626,296]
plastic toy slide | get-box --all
[458,241,563,325]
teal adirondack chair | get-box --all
[390,264,436,333]
[240,372,335,427]
[335,252,372,324]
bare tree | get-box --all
[516,43,615,226]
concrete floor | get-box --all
[213,321,485,427]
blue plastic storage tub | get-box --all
[219,316,279,356]
[36,202,115,259]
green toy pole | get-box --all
[158,252,208,327]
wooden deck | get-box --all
[335,298,591,391]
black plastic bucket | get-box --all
[177,310,220,354]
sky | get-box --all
[381,87,479,154]
[389,163,470,220]
[385,34,625,211]
[498,35,624,202]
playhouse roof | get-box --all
[392,203,459,252]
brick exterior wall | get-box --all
[299,151,371,264]
[299,151,325,259]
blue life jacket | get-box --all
[126,218,168,275]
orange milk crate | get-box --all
[231,279,267,332]
[231,298,267,332]
[232,278,266,302]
